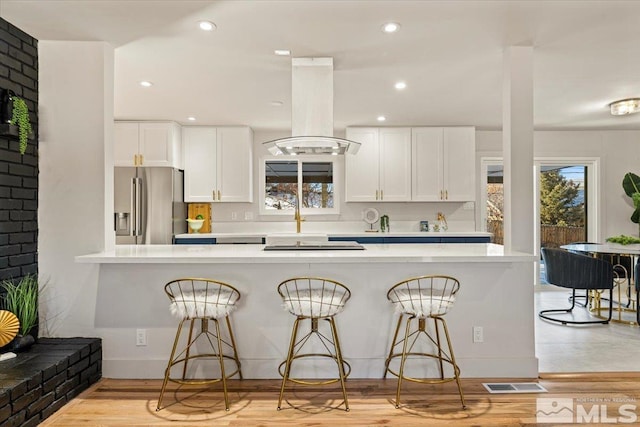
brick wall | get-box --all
[0,17,38,281]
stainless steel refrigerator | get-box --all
[114,167,186,244]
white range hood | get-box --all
[263,57,360,155]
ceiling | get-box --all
[3,0,640,132]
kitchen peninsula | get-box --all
[77,242,537,380]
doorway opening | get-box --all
[480,157,599,283]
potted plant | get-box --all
[0,274,39,351]
[10,95,32,155]
[606,172,640,245]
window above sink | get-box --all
[259,156,342,216]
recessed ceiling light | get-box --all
[198,21,216,31]
[270,100,284,107]
[187,117,196,121]
[382,22,400,33]
[394,81,407,90]
[331,152,338,156]
[609,98,640,115]
[377,115,386,122]
[274,50,291,56]
[139,81,153,87]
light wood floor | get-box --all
[40,374,640,426]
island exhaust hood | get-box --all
[263,57,360,155]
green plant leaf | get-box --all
[632,209,640,224]
[622,172,640,197]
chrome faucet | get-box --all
[294,198,304,233]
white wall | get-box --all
[38,41,114,336]
[476,130,640,242]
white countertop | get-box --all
[76,243,533,264]
[175,231,492,239]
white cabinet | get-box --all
[412,127,475,201]
[114,122,182,168]
[345,127,411,202]
[182,126,253,203]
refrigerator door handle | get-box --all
[133,177,143,237]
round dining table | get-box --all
[560,242,640,325]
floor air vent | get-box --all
[483,383,548,394]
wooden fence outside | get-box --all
[487,221,585,247]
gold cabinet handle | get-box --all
[440,190,443,200]
[212,190,216,201]
[217,190,221,200]
[133,154,138,166]
[139,154,143,165]
[375,190,379,200]
[445,190,448,200]
[380,190,383,200]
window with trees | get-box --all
[262,159,337,214]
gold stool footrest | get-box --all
[166,353,241,386]
[385,351,461,385]
[278,353,351,386]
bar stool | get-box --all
[157,278,242,411]
[383,275,465,409]
[276,277,351,411]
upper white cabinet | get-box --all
[412,126,475,202]
[114,122,182,168]
[345,127,412,202]
[182,126,253,203]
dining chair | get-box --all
[539,247,613,325]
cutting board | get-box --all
[187,203,211,233]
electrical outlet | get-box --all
[136,329,147,346]
[244,211,254,221]
[473,326,484,343]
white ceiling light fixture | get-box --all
[609,98,640,116]
[377,115,386,122]
[198,20,216,31]
[187,116,196,121]
[395,81,407,90]
[139,81,153,87]
[382,22,400,33]
[274,49,291,56]
[270,100,284,107]
[263,57,361,156]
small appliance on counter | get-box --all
[362,208,380,232]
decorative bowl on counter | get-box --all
[186,219,205,233]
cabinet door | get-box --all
[114,122,139,166]
[345,127,379,202]
[411,127,444,201]
[183,127,217,202]
[443,127,475,201]
[217,127,253,202]
[379,127,411,201]
[138,123,175,167]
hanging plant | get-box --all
[9,96,32,155]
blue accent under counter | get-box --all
[174,235,490,244]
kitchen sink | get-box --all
[264,241,365,251]
[264,233,329,246]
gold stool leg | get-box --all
[277,317,301,410]
[181,319,196,380]
[212,318,231,411]
[431,317,445,380]
[328,317,349,411]
[439,317,466,409]
[225,316,243,379]
[395,315,414,409]
[157,319,185,411]
[384,314,404,378]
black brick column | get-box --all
[0,17,38,281]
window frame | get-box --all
[259,155,342,216]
